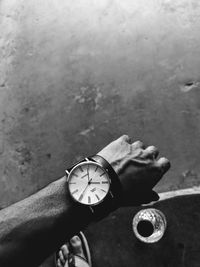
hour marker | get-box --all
[88,196,91,204]
[90,182,100,184]
[101,189,107,193]
[79,166,84,172]
[100,172,106,177]
[72,173,78,177]
[79,194,83,201]
[95,166,98,172]
[102,181,109,184]
[72,189,79,194]
[69,182,77,184]
[91,188,96,192]
[95,194,100,200]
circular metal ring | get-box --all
[132,208,167,243]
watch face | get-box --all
[68,161,110,206]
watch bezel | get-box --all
[66,161,111,206]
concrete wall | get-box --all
[0,0,200,207]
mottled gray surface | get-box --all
[1,0,200,208]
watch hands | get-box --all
[87,165,90,182]
[80,178,92,196]
[79,183,90,200]
[81,173,88,179]
[79,177,94,201]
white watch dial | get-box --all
[68,161,110,205]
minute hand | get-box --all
[79,178,92,201]
[87,165,90,182]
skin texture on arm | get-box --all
[0,177,93,267]
[0,135,170,267]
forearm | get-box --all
[0,135,170,267]
[0,177,93,267]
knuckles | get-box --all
[132,140,144,149]
[110,135,171,173]
[120,134,131,142]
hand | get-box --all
[97,135,170,206]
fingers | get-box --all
[127,137,170,173]
[144,146,159,159]
[132,143,169,173]
[132,140,145,149]
[131,141,158,160]
[57,244,69,267]
[114,134,171,174]
[156,157,171,174]
[61,244,69,260]
[57,259,63,267]
[58,250,65,265]
[143,146,170,175]
[119,134,132,143]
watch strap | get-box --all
[88,190,117,220]
[65,158,87,176]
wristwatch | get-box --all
[65,155,122,220]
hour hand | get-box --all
[81,173,88,179]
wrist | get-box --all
[54,176,94,223]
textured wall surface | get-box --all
[1,0,200,208]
